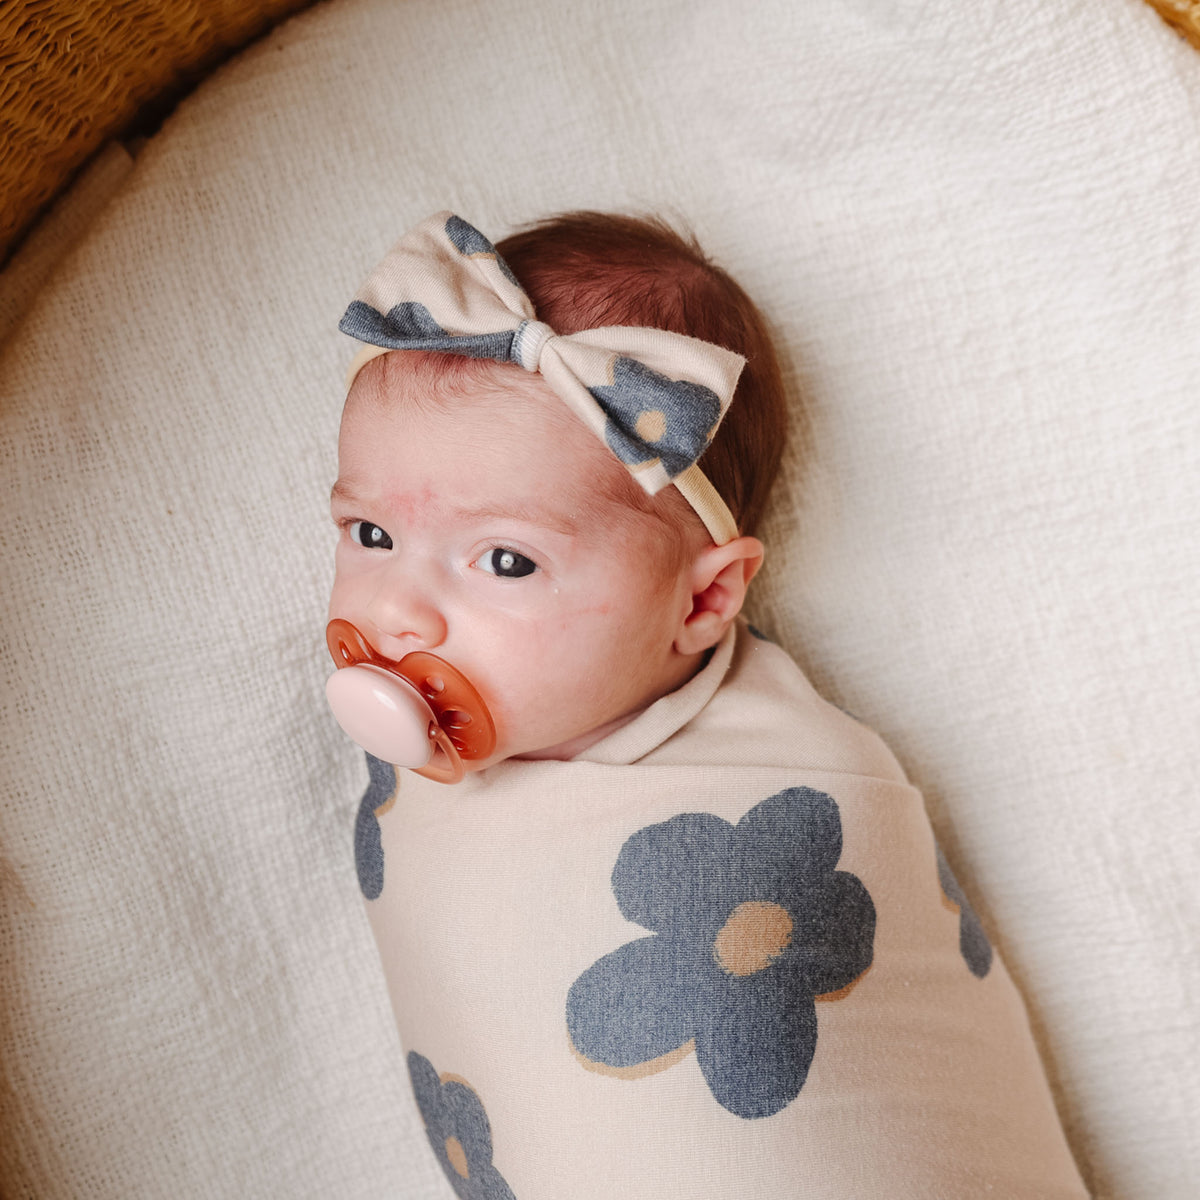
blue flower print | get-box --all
[566,787,875,1119]
[355,753,396,901]
[339,298,515,362]
[594,356,723,480]
[407,1051,516,1200]
[443,215,522,288]
[936,845,993,978]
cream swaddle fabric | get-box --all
[360,623,1088,1198]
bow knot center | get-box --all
[512,320,557,372]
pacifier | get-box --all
[325,618,497,784]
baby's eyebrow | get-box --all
[329,481,580,537]
[453,501,580,538]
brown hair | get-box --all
[495,212,788,537]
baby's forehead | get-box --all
[350,350,681,528]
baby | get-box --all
[326,213,1089,1199]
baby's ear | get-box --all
[675,536,765,656]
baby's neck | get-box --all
[512,709,645,762]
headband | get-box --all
[338,212,743,544]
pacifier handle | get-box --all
[415,723,469,785]
[325,619,497,783]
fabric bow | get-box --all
[338,212,744,543]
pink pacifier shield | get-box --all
[325,618,497,783]
[325,664,436,768]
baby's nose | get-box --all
[363,575,448,656]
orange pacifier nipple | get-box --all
[325,618,497,784]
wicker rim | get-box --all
[0,0,312,265]
[1,0,1197,267]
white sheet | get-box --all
[1,0,1196,1195]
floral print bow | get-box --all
[339,212,743,544]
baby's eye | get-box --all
[476,547,538,578]
[349,521,393,550]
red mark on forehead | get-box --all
[384,483,440,521]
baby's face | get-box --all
[328,355,708,768]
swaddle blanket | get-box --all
[358,623,1088,1199]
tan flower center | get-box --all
[635,409,668,442]
[444,1135,470,1179]
[713,900,794,976]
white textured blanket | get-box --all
[1,0,1197,1196]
